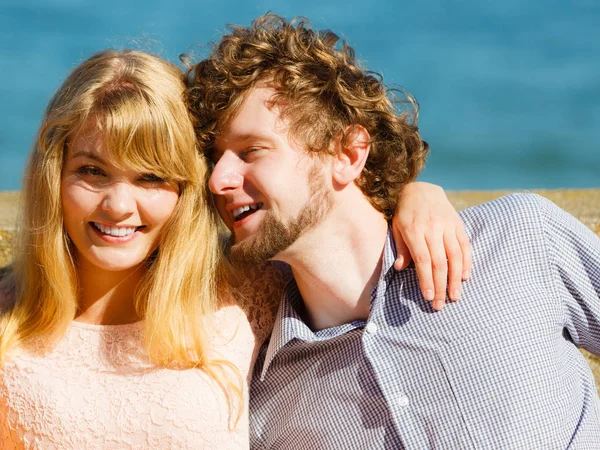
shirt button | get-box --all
[398,395,410,408]
[364,322,378,334]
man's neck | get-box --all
[277,199,389,331]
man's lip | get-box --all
[232,208,261,230]
[232,203,263,220]
[224,201,262,212]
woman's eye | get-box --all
[77,165,105,177]
[139,173,166,183]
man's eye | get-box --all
[241,148,261,161]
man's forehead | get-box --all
[217,89,288,139]
[233,86,281,119]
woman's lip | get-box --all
[89,222,140,243]
[92,222,140,227]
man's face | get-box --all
[208,86,333,265]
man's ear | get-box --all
[332,125,370,186]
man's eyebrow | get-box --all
[229,131,275,142]
[215,132,276,149]
[211,132,277,162]
[222,132,256,142]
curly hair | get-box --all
[186,14,429,218]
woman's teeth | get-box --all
[93,223,137,237]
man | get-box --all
[188,15,600,449]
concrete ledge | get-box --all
[1,188,600,389]
[0,191,19,230]
[1,188,599,267]
[446,189,600,235]
[2,189,598,230]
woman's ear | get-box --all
[331,125,371,186]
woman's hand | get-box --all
[392,182,471,311]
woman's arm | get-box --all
[391,182,471,311]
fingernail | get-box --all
[433,300,444,311]
[463,270,470,280]
[451,289,461,300]
[425,289,434,301]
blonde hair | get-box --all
[0,49,241,422]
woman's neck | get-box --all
[75,259,145,325]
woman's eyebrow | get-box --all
[70,150,106,163]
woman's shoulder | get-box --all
[224,261,292,345]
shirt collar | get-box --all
[260,277,314,381]
[379,225,398,286]
[260,225,397,381]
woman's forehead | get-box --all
[65,123,178,177]
[67,125,114,159]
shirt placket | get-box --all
[361,277,431,449]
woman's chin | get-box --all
[79,250,150,274]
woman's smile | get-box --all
[90,222,145,243]
[61,130,179,274]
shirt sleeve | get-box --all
[538,193,600,353]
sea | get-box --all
[1,0,599,191]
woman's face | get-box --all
[61,130,180,275]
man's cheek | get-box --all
[213,199,232,229]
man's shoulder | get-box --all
[458,192,554,237]
[459,192,549,219]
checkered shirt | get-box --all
[249,193,600,450]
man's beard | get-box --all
[228,167,333,267]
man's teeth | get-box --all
[233,204,261,220]
[93,223,137,237]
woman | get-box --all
[0,49,467,448]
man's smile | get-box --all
[232,202,264,222]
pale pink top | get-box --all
[0,264,288,449]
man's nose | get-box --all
[208,153,243,195]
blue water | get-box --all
[1,0,599,190]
